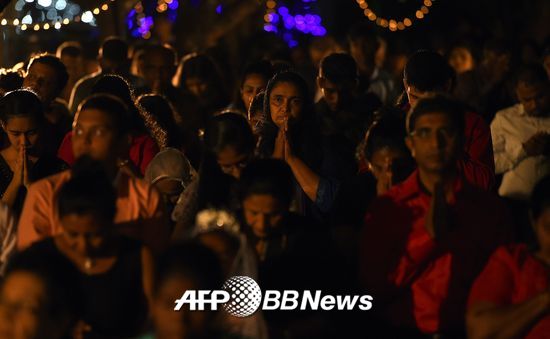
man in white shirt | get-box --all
[491,64,550,201]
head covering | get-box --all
[145,148,196,186]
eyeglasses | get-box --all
[409,127,458,140]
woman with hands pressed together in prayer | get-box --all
[0,89,67,212]
[259,71,346,219]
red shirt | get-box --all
[57,131,159,175]
[359,171,511,333]
[460,111,495,191]
[468,244,550,339]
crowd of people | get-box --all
[0,19,548,339]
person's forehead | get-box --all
[28,62,56,76]
[271,81,301,96]
[244,73,267,86]
[186,77,207,85]
[516,81,546,93]
[217,147,247,163]
[244,193,280,207]
[414,111,453,126]
[5,116,38,129]
[3,271,46,296]
[320,77,338,88]
[75,109,114,126]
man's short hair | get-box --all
[100,36,128,63]
[515,63,549,87]
[78,93,131,136]
[404,50,455,92]
[319,53,357,84]
[406,94,465,139]
[239,158,295,208]
[56,41,83,59]
[27,53,69,92]
[240,60,274,88]
[142,44,177,66]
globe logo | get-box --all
[222,276,262,317]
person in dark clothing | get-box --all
[315,52,381,149]
[137,93,202,168]
[238,158,338,339]
[172,112,256,240]
[348,23,396,105]
[69,36,147,114]
[0,68,23,97]
[23,54,72,156]
[0,89,67,214]
[259,70,359,220]
[332,109,414,231]
[454,39,517,123]
[23,157,154,338]
[173,53,230,134]
[147,242,228,339]
[230,60,274,115]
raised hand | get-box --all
[13,144,27,186]
[21,145,29,187]
[273,127,286,160]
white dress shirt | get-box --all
[491,103,550,200]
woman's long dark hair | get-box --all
[197,112,255,211]
[137,94,183,150]
[92,75,164,145]
[174,53,229,106]
[0,89,45,150]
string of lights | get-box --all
[0,0,114,32]
[356,0,435,32]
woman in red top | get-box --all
[467,175,550,339]
[58,75,159,175]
